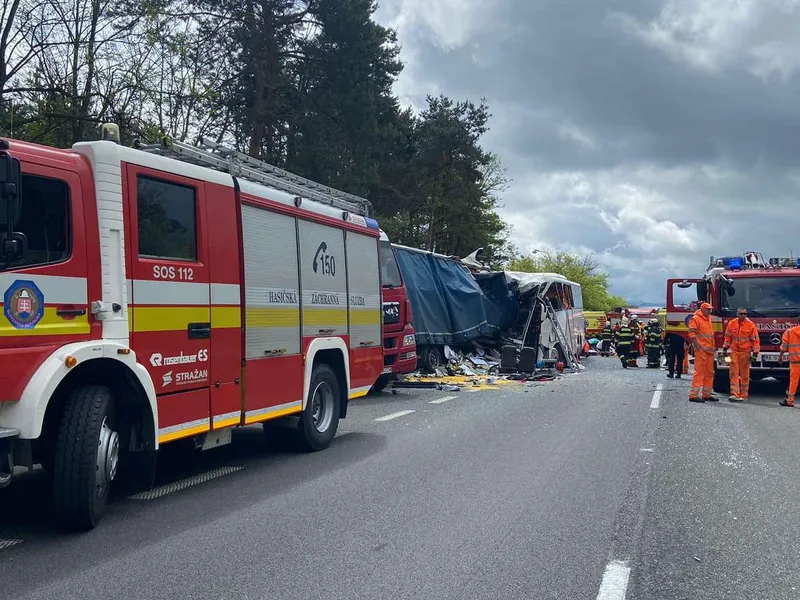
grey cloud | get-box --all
[375,0,800,300]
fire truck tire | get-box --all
[372,375,391,393]
[712,368,730,394]
[53,385,118,531]
[298,364,341,452]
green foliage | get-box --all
[0,0,515,260]
[507,250,626,311]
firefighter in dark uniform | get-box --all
[615,319,634,368]
[600,322,613,357]
[664,331,686,379]
[644,318,662,368]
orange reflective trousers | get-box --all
[690,350,715,400]
[729,352,752,399]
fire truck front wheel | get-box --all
[298,363,341,452]
[53,385,119,531]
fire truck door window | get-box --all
[241,205,301,358]
[671,282,696,309]
[1,174,70,270]
[137,175,197,261]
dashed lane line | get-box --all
[374,410,416,422]
[127,466,244,501]
[650,383,663,409]
[0,538,23,551]
[595,559,631,600]
[429,395,458,404]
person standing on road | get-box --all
[615,319,634,368]
[600,322,613,357]
[778,316,800,407]
[645,318,662,368]
[664,331,686,379]
[722,308,760,402]
[688,302,717,403]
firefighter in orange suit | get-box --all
[688,302,717,403]
[722,308,759,402]
[778,316,800,407]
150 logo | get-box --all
[313,241,336,276]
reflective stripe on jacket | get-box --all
[781,327,800,363]
[688,310,715,351]
[616,326,633,345]
[723,318,760,353]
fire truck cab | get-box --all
[0,126,384,530]
[667,251,800,393]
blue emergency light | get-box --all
[729,257,743,270]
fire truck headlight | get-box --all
[64,355,78,368]
[402,334,415,347]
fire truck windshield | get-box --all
[720,276,800,316]
[0,173,70,272]
[380,240,403,288]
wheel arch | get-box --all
[7,341,158,447]
[303,338,349,417]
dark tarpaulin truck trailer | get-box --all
[392,244,495,371]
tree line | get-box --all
[0,0,510,258]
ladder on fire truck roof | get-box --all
[134,136,373,218]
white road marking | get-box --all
[650,384,663,409]
[128,466,243,501]
[595,559,631,600]
[429,395,458,404]
[374,410,416,422]
[0,538,22,551]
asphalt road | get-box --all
[0,357,797,599]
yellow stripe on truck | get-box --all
[131,306,241,332]
[349,309,381,326]
[303,308,347,327]
[0,306,90,337]
[246,307,300,327]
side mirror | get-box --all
[676,280,693,289]
[697,280,708,302]
[0,141,21,226]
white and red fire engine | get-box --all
[666,251,800,392]
[0,125,384,529]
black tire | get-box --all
[713,368,730,393]
[371,375,391,393]
[297,363,341,452]
[421,346,443,372]
[53,385,118,531]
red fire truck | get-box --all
[666,251,800,392]
[374,230,417,392]
[0,126,384,529]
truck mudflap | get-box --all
[0,427,19,488]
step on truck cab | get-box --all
[0,126,384,529]
[374,230,416,392]
[667,251,800,393]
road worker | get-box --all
[778,316,800,407]
[600,322,613,357]
[644,318,662,368]
[615,318,634,368]
[722,308,759,402]
[688,302,717,403]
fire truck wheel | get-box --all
[53,385,119,531]
[712,368,730,394]
[298,364,341,452]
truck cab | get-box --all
[375,230,416,392]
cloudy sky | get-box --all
[374,0,800,304]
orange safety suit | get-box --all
[780,326,800,405]
[688,309,715,400]
[723,318,760,399]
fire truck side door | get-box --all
[124,165,212,442]
[666,278,703,336]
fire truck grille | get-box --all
[759,332,784,347]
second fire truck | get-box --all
[666,251,800,392]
